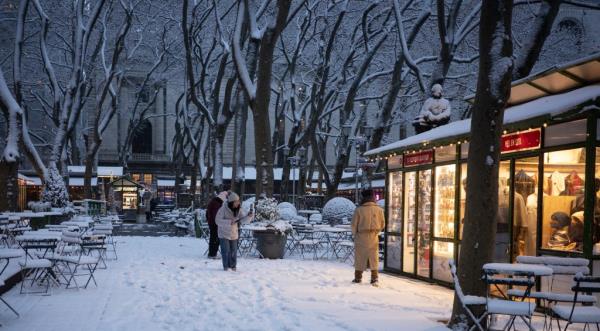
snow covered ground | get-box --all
[0,236,453,331]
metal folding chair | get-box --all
[549,274,600,331]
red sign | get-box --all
[501,129,541,153]
[403,150,433,167]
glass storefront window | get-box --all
[541,148,586,253]
[497,161,511,263]
[433,241,453,283]
[434,164,455,238]
[387,172,402,233]
[459,163,467,239]
[513,157,539,259]
[594,148,600,255]
[403,172,416,273]
[460,142,469,159]
[544,119,586,147]
[435,145,456,163]
[386,235,402,270]
[417,170,432,277]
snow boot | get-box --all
[370,270,379,287]
[352,270,362,284]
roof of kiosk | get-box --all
[466,53,600,107]
[366,55,600,157]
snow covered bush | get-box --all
[277,202,296,214]
[27,201,52,212]
[322,197,355,223]
[42,166,70,208]
[255,197,279,222]
[278,207,297,221]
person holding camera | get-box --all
[215,192,254,271]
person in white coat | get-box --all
[215,192,253,271]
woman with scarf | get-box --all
[215,192,253,271]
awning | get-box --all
[67,166,123,177]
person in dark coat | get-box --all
[206,191,228,259]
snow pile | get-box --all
[322,197,356,223]
[42,165,70,208]
[277,202,297,221]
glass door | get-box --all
[496,161,511,263]
[513,157,539,260]
[403,172,417,273]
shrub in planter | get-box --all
[253,198,292,259]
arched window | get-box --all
[557,18,583,47]
[132,120,152,154]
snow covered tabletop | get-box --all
[15,231,62,242]
[483,263,553,276]
[0,248,24,259]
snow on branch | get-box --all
[233,0,257,100]
[392,0,425,92]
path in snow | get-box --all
[1,236,452,331]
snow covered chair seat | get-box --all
[17,237,58,294]
[486,299,536,316]
[550,274,600,331]
[449,260,485,331]
[336,240,354,263]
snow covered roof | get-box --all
[466,52,600,107]
[365,84,600,156]
[67,166,123,177]
[69,177,98,186]
[338,179,385,191]
[156,179,191,187]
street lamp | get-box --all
[346,124,374,205]
[286,146,304,207]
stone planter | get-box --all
[254,229,287,259]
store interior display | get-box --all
[513,157,539,258]
[541,148,586,252]
[403,172,416,273]
[434,165,455,238]
[496,161,511,263]
[388,172,403,233]
[417,170,432,277]
[432,241,453,283]
[459,164,467,239]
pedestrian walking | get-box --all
[215,192,253,271]
[351,189,385,286]
[206,191,228,259]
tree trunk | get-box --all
[0,161,19,211]
[450,0,514,327]
[251,0,292,198]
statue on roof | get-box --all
[412,84,451,134]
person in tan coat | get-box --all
[351,189,385,286]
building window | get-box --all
[435,145,456,163]
[433,241,453,283]
[459,163,467,239]
[143,174,153,184]
[386,235,402,270]
[132,173,141,182]
[403,172,416,273]
[132,120,152,154]
[541,148,586,253]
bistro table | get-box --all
[312,226,352,259]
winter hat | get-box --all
[227,192,240,203]
[551,212,570,228]
[217,191,228,202]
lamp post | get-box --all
[346,125,373,205]
[284,146,304,207]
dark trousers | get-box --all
[219,239,238,270]
[208,223,219,257]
